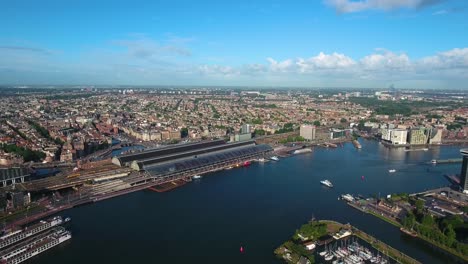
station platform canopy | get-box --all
[140,144,272,177]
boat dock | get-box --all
[428,159,462,165]
[275,219,421,264]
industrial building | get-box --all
[382,129,408,145]
[112,140,272,178]
[460,149,468,194]
[230,124,252,142]
[300,125,316,141]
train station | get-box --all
[112,139,273,178]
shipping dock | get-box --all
[148,179,188,192]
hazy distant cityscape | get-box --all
[1,87,467,165]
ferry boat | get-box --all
[1,227,71,264]
[0,216,65,250]
[192,175,202,179]
[341,194,355,202]
[320,180,333,188]
[388,169,396,173]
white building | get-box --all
[384,129,407,145]
[241,124,251,134]
[300,125,316,141]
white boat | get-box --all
[325,254,334,261]
[270,156,279,161]
[258,158,266,162]
[388,169,396,173]
[319,250,328,256]
[431,159,437,164]
[192,175,202,179]
[341,194,355,202]
[320,180,334,188]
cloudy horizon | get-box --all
[1,0,467,89]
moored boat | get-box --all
[320,180,334,188]
[341,194,355,202]
[270,156,279,161]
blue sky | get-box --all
[1,0,467,88]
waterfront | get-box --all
[34,140,464,264]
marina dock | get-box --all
[428,159,462,164]
[275,219,421,264]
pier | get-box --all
[275,219,421,264]
[428,158,462,165]
[352,226,421,264]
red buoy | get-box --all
[240,246,244,253]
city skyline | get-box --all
[1,0,468,88]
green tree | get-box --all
[445,224,456,247]
[181,128,189,138]
[357,120,365,130]
[415,199,424,212]
[462,206,468,214]
[313,121,320,126]
[254,129,266,136]
[421,214,435,227]
[403,211,416,230]
[251,118,263,124]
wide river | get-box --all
[35,140,465,264]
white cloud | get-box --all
[1,41,468,88]
[267,57,295,72]
[259,48,468,83]
[419,48,468,69]
[360,50,411,71]
[296,52,356,73]
[325,0,442,13]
